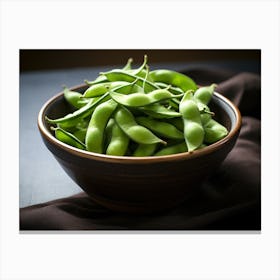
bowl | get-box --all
[38,84,241,213]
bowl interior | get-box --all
[210,94,236,132]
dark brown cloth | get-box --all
[20,69,261,230]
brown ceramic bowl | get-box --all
[38,84,241,213]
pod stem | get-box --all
[134,54,148,75]
[132,77,139,86]
[123,57,133,70]
[202,108,215,116]
[142,64,150,92]
[185,89,194,94]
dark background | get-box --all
[20,49,260,71]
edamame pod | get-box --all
[73,128,87,142]
[85,99,118,153]
[63,87,89,109]
[133,143,157,157]
[83,80,145,98]
[58,117,89,134]
[150,69,197,92]
[194,84,217,105]
[83,81,129,98]
[181,89,213,114]
[114,107,166,145]
[154,142,187,156]
[57,118,84,132]
[200,112,212,125]
[106,121,130,156]
[179,91,204,151]
[136,116,184,140]
[51,127,86,150]
[167,117,184,131]
[85,75,108,86]
[140,103,182,119]
[203,118,228,143]
[110,88,183,107]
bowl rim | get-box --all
[38,84,242,164]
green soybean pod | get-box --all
[51,127,86,150]
[110,88,183,107]
[57,118,83,132]
[140,103,182,119]
[106,121,130,156]
[85,99,118,153]
[203,118,228,144]
[168,98,180,111]
[58,116,89,136]
[149,69,197,92]
[84,79,145,98]
[193,84,217,105]
[133,143,158,157]
[109,92,148,107]
[179,91,204,151]
[83,81,129,98]
[136,116,184,140]
[181,89,213,114]
[73,128,87,143]
[167,117,184,131]
[85,74,108,86]
[103,118,115,148]
[114,107,166,145]
[200,112,213,125]
[118,81,145,94]
[154,142,187,156]
[63,86,89,109]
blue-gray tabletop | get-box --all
[20,61,260,208]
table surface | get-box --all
[19,60,260,208]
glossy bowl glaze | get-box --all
[38,84,241,213]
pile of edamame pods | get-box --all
[46,55,228,156]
